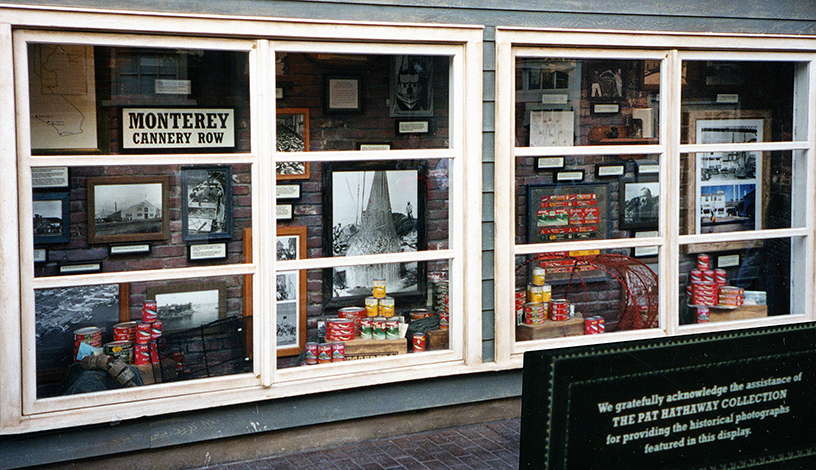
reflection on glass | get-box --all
[679,239,793,325]
[36,275,249,398]
[277,53,450,150]
[514,251,659,342]
[515,58,660,147]
[680,61,795,143]
[679,152,793,235]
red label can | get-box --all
[714,269,727,286]
[550,299,570,321]
[372,317,386,340]
[412,333,426,352]
[133,343,150,365]
[331,342,345,362]
[142,300,158,323]
[136,322,152,344]
[151,320,162,339]
[585,317,599,335]
[305,342,319,365]
[697,254,710,271]
[113,322,137,342]
[317,343,332,364]
[690,269,703,284]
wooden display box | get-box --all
[708,305,767,322]
[343,337,407,360]
[516,315,585,341]
[426,328,449,351]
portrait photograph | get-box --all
[182,166,232,241]
[621,181,659,229]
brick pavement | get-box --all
[191,418,521,470]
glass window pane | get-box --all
[276,159,449,259]
[32,164,252,277]
[277,261,451,369]
[276,53,450,151]
[679,239,796,325]
[681,61,796,143]
[28,44,250,154]
[515,58,660,147]
[679,151,794,235]
[514,251,659,342]
[35,275,249,398]
[516,155,661,244]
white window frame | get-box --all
[495,29,816,367]
[0,6,483,434]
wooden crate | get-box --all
[708,305,767,322]
[343,337,407,360]
[516,316,585,341]
[426,329,449,351]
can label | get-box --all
[412,333,426,352]
[372,278,386,298]
[317,343,332,364]
[305,342,319,365]
[410,308,434,320]
[385,317,400,340]
[136,322,152,344]
[585,317,599,334]
[439,310,449,330]
[550,299,570,321]
[379,297,395,317]
[527,284,545,303]
[151,320,162,340]
[331,342,345,362]
[531,267,547,286]
[372,317,386,340]
[697,254,710,271]
[364,297,380,317]
[133,343,150,365]
[360,318,373,339]
[696,306,710,323]
[142,300,158,323]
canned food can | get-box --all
[531,267,547,286]
[360,318,373,339]
[714,269,727,286]
[365,296,380,317]
[331,342,345,362]
[690,269,703,284]
[412,333,426,352]
[410,308,435,320]
[697,254,710,271]
[151,320,162,340]
[149,342,159,364]
[379,296,395,317]
[305,342,319,365]
[317,343,332,364]
[527,284,545,303]
[385,317,400,340]
[112,322,137,342]
[439,310,449,330]
[104,341,133,363]
[133,343,150,365]
[372,317,386,340]
[74,326,102,343]
[596,316,605,333]
[584,317,599,335]
[142,300,158,323]
[135,322,152,344]
[372,278,387,298]
[696,306,710,323]
[550,299,570,321]
[702,270,715,283]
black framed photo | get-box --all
[588,62,624,102]
[182,166,232,242]
[325,76,362,113]
[33,191,70,245]
[390,55,434,117]
[527,182,610,244]
[620,180,660,230]
[87,176,170,244]
[323,161,426,306]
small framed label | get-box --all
[276,87,284,99]
[155,79,191,95]
[358,143,391,151]
[595,164,625,177]
[718,254,741,268]
[633,231,659,258]
[33,247,48,264]
[556,170,585,182]
[32,167,69,189]
[59,262,102,275]
[397,121,429,134]
[276,204,293,220]
[591,103,620,114]
[536,156,565,170]
[276,184,301,200]
[109,244,152,256]
[716,93,739,103]
[188,242,228,261]
[541,94,569,104]
[637,163,660,175]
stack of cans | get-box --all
[337,306,366,336]
[325,318,355,341]
[432,281,450,329]
[134,301,162,366]
[550,299,571,321]
[523,302,548,324]
[584,316,605,334]
[718,286,745,307]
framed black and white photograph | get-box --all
[390,55,434,117]
[276,108,310,180]
[324,161,426,305]
[587,62,624,102]
[620,180,660,230]
[146,281,227,333]
[182,166,232,241]
[276,226,306,356]
[87,176,169,244]
[325,76,362,113]
[33,192,70,245]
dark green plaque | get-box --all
[520,323,816,469]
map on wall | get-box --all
[29,44,98,151]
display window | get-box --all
[495,30,815,364]
[6,15,481,431]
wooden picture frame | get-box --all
[87,176,170,244]
[145,281,227,333]
[33,191,70,245]
[684,109,771,253]
[276,108,310,180]
[275,226,307,357]
[181,165,232,241]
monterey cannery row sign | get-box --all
[123,108,235,149]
